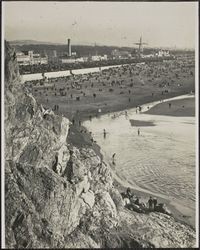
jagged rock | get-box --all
[98,191,117,218]
[64,230,100,248]
[118,209,196,248]
[4,41,118,248]
[109,187,124,210]
[81,190,95,208]
[75,175,90,196]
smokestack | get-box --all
[68,38,71,57]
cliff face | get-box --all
[4,41,196,248]
[4,41,122,249]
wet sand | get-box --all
[129,119,155,127]
[144,97,195,117]
[67,95,196,230]
[70,119,196,229]
[81,95,196,229]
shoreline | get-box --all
[112,168,195,231]
[65,91,194,122]
[68,92,196,230]
[144,96,195,117]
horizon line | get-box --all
[7,39,195,50]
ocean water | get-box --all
[83,95,196,216]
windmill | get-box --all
[134,36,148,57]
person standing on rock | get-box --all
[103,129,107,139]
[148,196,153,210]
[138,128,140,136]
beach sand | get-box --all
[29,62,196,229]
[67,95,196,229]
[33,61,195,122]
[144,97,195,117]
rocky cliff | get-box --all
[4,41,196,248]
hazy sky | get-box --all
[3,1,198,48]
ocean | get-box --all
[83,95,196,222]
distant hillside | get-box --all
[10,41,194,57]
[11,43,136,56]
[9,40,64,46]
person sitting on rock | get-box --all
[126,187,134,200]
[134,197,140,206]
[123,197,131,206]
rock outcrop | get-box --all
[4,41,196,248]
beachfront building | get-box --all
[111,49,132,59]
[16,50,48,65]
[156,50,170,57]
[101,55,108,60]
[61,58,76,64]
[91,55,101,61]
[141,54,155,58]
[75,57,89,63]
[60,55,90,64]
[16,51,30,66]
[90,55,108,61]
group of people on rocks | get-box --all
[121,187,171,215]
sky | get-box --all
[3,1,198,49]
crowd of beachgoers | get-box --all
[24,56,194,121]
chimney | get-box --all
[68,38,71,57]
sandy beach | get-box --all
[27,61,196,229]
[29,59,195,122]
[145,97,195,117]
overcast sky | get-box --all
[3,1,198,49]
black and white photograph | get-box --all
[1,1,199,248]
